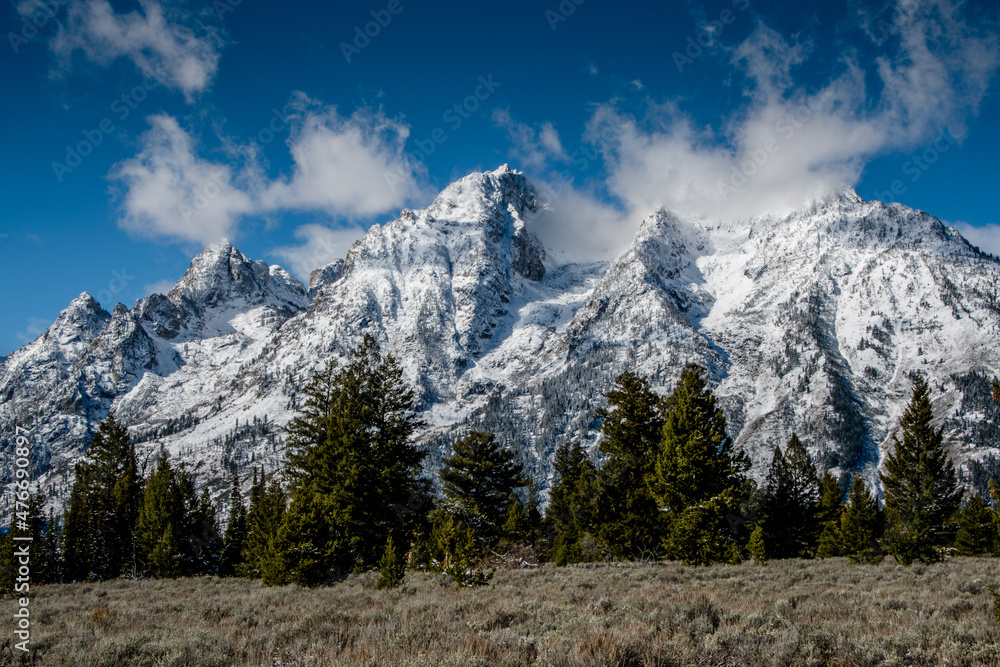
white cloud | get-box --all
[142,278,179,296]
[261,100,423,218]
[17,317,49,344]
[111,115,254,246]
[492,109,569,170]
[48,0,221,99]
[588,0,999,221]
[271,224,366,280]
[110,99,424,257]
[527,182,635,263]
[951,222,1000,257]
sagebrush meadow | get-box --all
[3,559,999,666]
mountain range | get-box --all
[3,165,1000,511]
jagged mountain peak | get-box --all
[425,165,536,223]
[49,292,112,343]
[5,167,1000,520]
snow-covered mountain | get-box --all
[3,165,1000,511]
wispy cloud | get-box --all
[110,96,424,257]
[589,0,999,221]
[271,224,366,280]
[142,278,180,297]
[260,96,424,218]
[16,317,49,344]
[110,114,254,246]
[492,109,570,170]
[47,0,222,99]
[952,221,1000,257]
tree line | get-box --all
[3,335,997,591]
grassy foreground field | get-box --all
[3,558,1000,667]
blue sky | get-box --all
[1,0,998,357]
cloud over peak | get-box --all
[589,0,999,221]
[110,99,424,254]
[47,0,222,98]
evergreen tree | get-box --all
[839,475,883,564]
[61,414,141,581]
[954,494,998,556]
[501,493,531,543]
[759,435,820,559]
[377,536,406,590]
[595,372,667,560]
[545,442,600,565]
[25,494,60,584]
[40,510,63,584]
[880,376,962,564]
[652,364,750,565]
[440,431,527,546]
[189,486,223,575]
[246,476,286,580]
[135,453,184,578]
[816,472,845,558]
[0,530,13,595]
[0,493,59,593]
[748,524,767,565]
[61,464,101,582]
[271,335,425,585]
[220,473,248,576]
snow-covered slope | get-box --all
[3,166,1000,512]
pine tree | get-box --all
[220,473,248,576]
[271,335,425,585]
[653,364,750,565]
[61,464,101,582]
[135,453,184,578]
[954,495,998,556]
[880,376,962,564]
[377,536,406,590]
[816,472,845,558]
[440,431,527,546]
[544,442,600,565]
[25,494,60,584]
[759,435,820,559]
[502,493,531,543]
[189,486,222,575]
[839,475,883,564]
[0,493,59,593]
[595,372,667,560]
[61,414,141,580]
[40,510,63,584]
[246,476,286,580]
[150,522,183,578]
[748,524,767,565]
[0,530,13,595]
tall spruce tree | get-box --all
[270,335,425,585]
[189,487,223,575]
[816,472,846,558]
[595,372,668,560]
[954,494,998,556]
[544,442,600,565]
[759,434,820,559]
[61,414,141,581]
[220,473,248,576]
[245,475,286,580]
[839,475,883,564]
[440,431,528,546]
[0,493,60,592]
[135,453,184,577]
[880,376,962,564]
[652,364,750,565]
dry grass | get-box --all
[3,558,1000,666]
